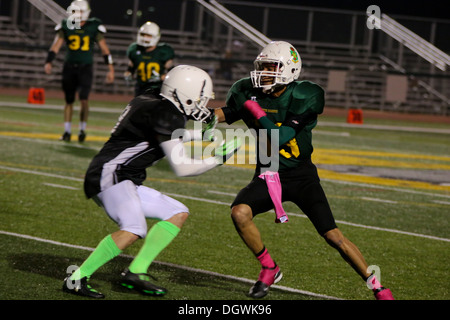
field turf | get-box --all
[1,94,449,306]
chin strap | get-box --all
[262,84,286,95]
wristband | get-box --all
[46,51,56,63]
[103,54,114,65]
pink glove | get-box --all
[243,100,267,120]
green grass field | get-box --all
[1,94,449,303]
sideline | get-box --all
[2,100,449,134]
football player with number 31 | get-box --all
[62,65,241,298]
[44,0,115,143]
[207,41,394,300]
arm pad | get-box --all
[243,100,267,120]
[46,51,56,63]
[160,139,219,177]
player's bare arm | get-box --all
[98,38,114,83]
[44,35,64,74]
[161,59,174,81]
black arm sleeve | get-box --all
[283,111,318,134]
[222,106,241,125]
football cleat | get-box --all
[120,269,167,296]
[62,276,105,299]
[374,287,395,300]
[249,264,282,298]
[78,130,86,143]
[60,131,71,142]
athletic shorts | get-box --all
[93,180,189,238]
[62,63,93,104]
[231,159,337,235]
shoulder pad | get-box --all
[127,43,138,56]
[98,24,107,33]
[158,42,171,48]
[158,43,174,53]
[226,78,253,109]
[151,100,186,136]
[88,17,103,24]
[233,77,253,91]
[292,81,324,100]
[291,81,325,115]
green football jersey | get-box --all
[56,17,105,65]
[127,42,175,86]
[225,78,325,170]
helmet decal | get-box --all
[290,47,299,63]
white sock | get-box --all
[64,122,71,133]
[79,122,87,131]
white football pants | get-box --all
[94,180,189,238]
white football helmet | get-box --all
[160,65,215,122]
[250,41,302,93]
[67,0,91,22]
[137,21,161,47]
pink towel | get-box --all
[259,171,288,223]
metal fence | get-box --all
[1,0,449,114]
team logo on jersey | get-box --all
[290,47,299,63]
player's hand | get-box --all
[124,71,133,86]
[214,137,241,165]
[243,100,266,120]
[44,63,52,75]
[106,70,115,84]
[202,113,218,141]
[148,70,161,83]
[124,71,132,80]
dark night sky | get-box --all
[271,0,449,20]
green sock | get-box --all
[129,221,180,274]
[70,234,122,281]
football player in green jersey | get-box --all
[208,41,394,300]
[124,21,175,97]
[44,0,115,142]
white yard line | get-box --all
[43,182,79,190]
[360,197,398,204]
[1,164,449,242]
[0,230,341,300]
[2,101,448,134]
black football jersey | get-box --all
[84,93,186,198]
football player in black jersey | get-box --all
[62,65,240,298]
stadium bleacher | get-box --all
[0,0,449,115]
